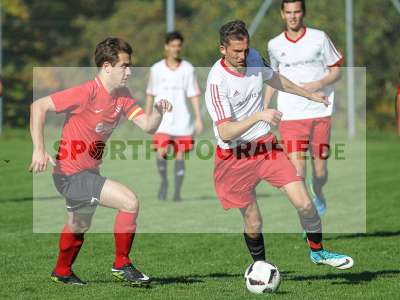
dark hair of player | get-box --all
[219,20,249,46]
[94,37,133,67]
[165,31,184,44]
[281,0,306,14]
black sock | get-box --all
[306,232,323,251]
[298,211,323,251]
[156,157,167,182]
[174,160,185,199]
[243,232,265,261]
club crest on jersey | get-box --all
[95,122,116,135]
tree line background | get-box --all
[2,0,400,131]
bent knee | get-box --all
[314,168,327,179]
[122,197,139,213]
[297,201,316,217]
[245,216,263,232]
[68,221,91,233]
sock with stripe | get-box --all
[244,232,266,261]
[298,211,323,251]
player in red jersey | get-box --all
[29,37,172,285]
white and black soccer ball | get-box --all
[244,261,281,294]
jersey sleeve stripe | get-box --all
[128,107,144,120]
[215,117,232,125]
[210,84,223,120]
[214,84,226,119]
[327,36,342,59]
[328,57,344,67]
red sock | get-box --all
[114,211,137,269]
[308,239,323,251]
[54,224,84,276]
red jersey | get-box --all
[51,76,144,175]
[397,84,400,96]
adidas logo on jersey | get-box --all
[280,52,286,57]
[233,90,240,97]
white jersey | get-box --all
[146,59,200,136]
[205,48,274,149]
[268,27,343,120]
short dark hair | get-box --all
[94,37,133,67]
[165,31,184,44]
[281,0,306,14]
[219,20,249,46]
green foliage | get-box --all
[2,0,400,130]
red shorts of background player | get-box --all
[214,133,302,210]
[278,117,331,159]
[152,133,194,154]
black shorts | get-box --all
[53,169,107,213]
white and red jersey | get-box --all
[146,59,200,136]
[205,48,274,149]
[268,27,343,120]
[50,76,144,175]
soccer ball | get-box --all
[244,261,281,294]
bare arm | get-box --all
[301,66,341,92]
[145,94,155,116]
[217,109,282,142]
[265,72,329,106]
[189,96,204,135]
[29,96,56,173]
[133,99,172,134]
[263,85,276,109]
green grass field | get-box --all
[0,128,399,299]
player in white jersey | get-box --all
[205,20,353,270]
[146,31,203,201]
[264,0,343,215]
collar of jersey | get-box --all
[284,26,307,43]
[164,59,182,71]
[95,76,115,100]
[220,59,245,78]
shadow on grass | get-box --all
[91,271,294,287]
[152,271,294,286]
[0,195,60,202]
[153,272,241,285]
[325,231,400,240]
[288,269,400,285]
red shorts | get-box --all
[214,134,302,210]
[278,117,331,159]
[152,133,194,153]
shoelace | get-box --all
[124,265,143,277]
[318,250,344,259]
